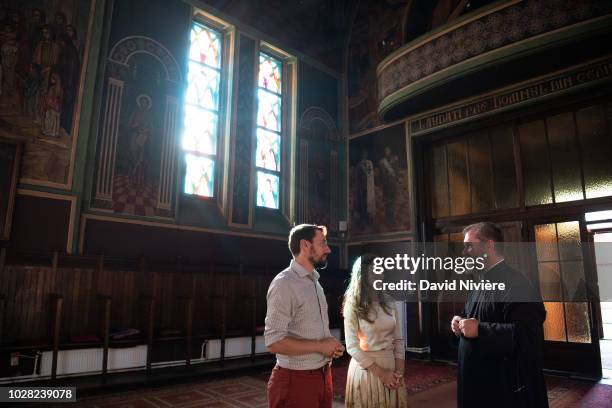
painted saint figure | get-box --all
[128,94,153,186]
[42,72,63,137]
[1,26,19,97]
[23,63,42,117]
[354,149,376,226]
[379,146,399,225]
[57,32,80,134]
[33,24,59,124]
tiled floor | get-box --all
[56,359,612,408]
[72,376,270,408]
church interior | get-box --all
[1,0,612,406]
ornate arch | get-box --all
[109,36,182,83]
[298,106,341,142]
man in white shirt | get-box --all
[265,224,344,408]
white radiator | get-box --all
[206,337,267,359]
[205,328,341,360]
[40,345,147,376]
[107,345,147,371]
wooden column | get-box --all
[49,294,63,380]
[99,295,111,378]
[183,297,193,366]
[144,297,155,375]
[249,294,257,363]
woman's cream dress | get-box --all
[344,302,408,407]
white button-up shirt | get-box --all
[264,259,332,370]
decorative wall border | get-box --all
[16,189,77,254]
[409,56,612,136]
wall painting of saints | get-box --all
[348,123,411,236]
[0,0,94,187]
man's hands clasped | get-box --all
[319,337,345,359]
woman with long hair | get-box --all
[343,254,408,407]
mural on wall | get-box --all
[92,37,182,218]
[347,0,410,134]
[0,0,93,186]
[349,123,410,236]
[91,0,190,219]
[298,107,340,231]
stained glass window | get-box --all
[255,128,280,171]
[257,89,281,132]
[190,23,221,68]
[185,154,215,197]
[257,171,279,209]
[255,52,283,209]
[183,22,222,198]
[259,54,282,93]
[186,61,220,110]
[182,105,217,155]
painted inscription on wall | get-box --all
[411,60,612,135]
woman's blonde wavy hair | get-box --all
[343,253,393,323]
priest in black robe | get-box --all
[451,222,549,408]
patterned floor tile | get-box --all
[153,390,212,406]
[203,382,259,397]
[228,390,267,408]
[97,398,162,408]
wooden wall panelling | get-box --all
[161,271,174,330]
[9,264,22,340]
[34,264,47,340]
[100,295,111,376]
[0,293,5,345]
[22,266,34,339]
[145,296,155,375]
[33,261,46,340]
[50,294,63,380]
[0,249,5,322]
[183,296,193,365]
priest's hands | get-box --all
[450,316,479,338]
[458,318,479,338]
[451,315,462,336]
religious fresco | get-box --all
[348,123,410,236]
[0,0,93,187]
[347,0,410,134]
[91,0,190,218]
[298,106,340,232]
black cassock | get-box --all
[457,261,549,408]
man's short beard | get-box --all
[310,256,328,269]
